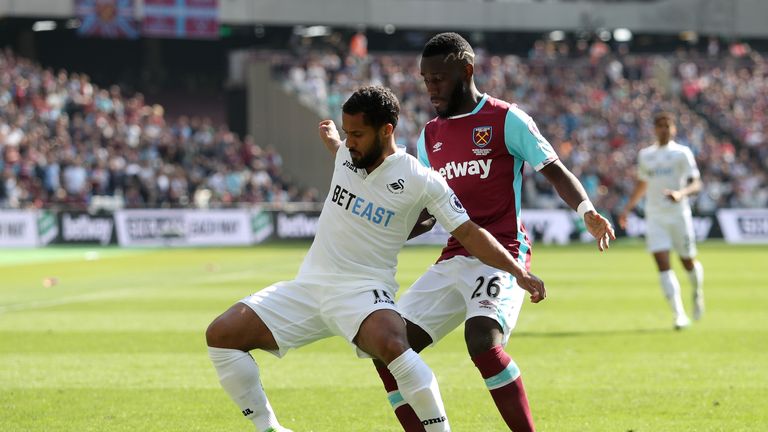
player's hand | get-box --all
[318,119,342,148]
[664,189,683,202]
[617,211,629,230]
[585,211,616,252]
[518,271,546,303]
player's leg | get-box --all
[206,281,326,432]
[647,217,689,329]
[652,250,690,329]
[681,256,704,319]
[355,310,450,432]
[372,319,433,431]
[371,263,465,431]
[465,317,534,432]
[207,302,284,432]
[673,213,704,320]
[329,286,449,432]
[459,257,533,432]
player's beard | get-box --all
[436,79,466,118]
[351,133,384,169]
[657,131,672,145]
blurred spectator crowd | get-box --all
[280,41,767,215]
[0,49,318,211]
[2,40,766,214]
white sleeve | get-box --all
[636,151,650,182]
[681,148,700,180]
[335,142,348,165]
[421,169,470,232]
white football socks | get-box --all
[659,270,687,320]
[688,261,705,319]
[208,346,281,432]
[387,349,450,432]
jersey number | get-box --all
[471,276,502,299]
[372,290,394,304]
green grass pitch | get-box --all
[1,241,766,431]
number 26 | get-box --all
[471,276,501,299]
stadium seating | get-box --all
[278,45,767,214]
[0,49,318,211]
[2,44,765,213]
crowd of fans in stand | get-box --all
[0,49,318,211]
[2,40,766,214]
[677,49,768,212]
[280,40,767,215]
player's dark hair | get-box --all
[342,86,399,129]
[422,32,475,64]
[653,112,676,125]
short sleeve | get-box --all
[335,141,348,165]
[681,147,700,180]
[504,106,558,171]
[421,169,470,232]
[416,128,430,168]
[636,151,650,182]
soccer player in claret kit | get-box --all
[618,112,705,330]
[369,33,616,431]
[206,86,548,432]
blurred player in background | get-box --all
[619,112,705,329]
[207,85,547,432]
[367,33,615,432]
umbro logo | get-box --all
[387,178,405,194]
[479,299,495,310]
[432,142,443,152]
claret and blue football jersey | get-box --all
[417,94,559,268]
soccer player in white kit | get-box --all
[619,112,705,329]
[206,86,546,432]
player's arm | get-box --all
[618,179,648,229]
[408,209,436,240]
[450,220,545,303]
[506,107,613,250]
[318,120,342,156]
[539,160,615,251]
[664,177,702,202]
[666,147,702,202]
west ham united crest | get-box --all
[472,126,492,147]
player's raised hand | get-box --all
[585,211,616,252]
[518,271,546,303]
[318,119,342,154]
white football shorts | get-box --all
[240,279,399,358]
[398,256,526,346]
[645,211,697,258]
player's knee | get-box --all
[205,316,233,348]
[379,336,411,363]
[465,336,496,357]
[205,319,220,346]
[680,257,695,271]
[465,318,504,356]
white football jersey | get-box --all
[636,140,700,215]
[296,146,470,289]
